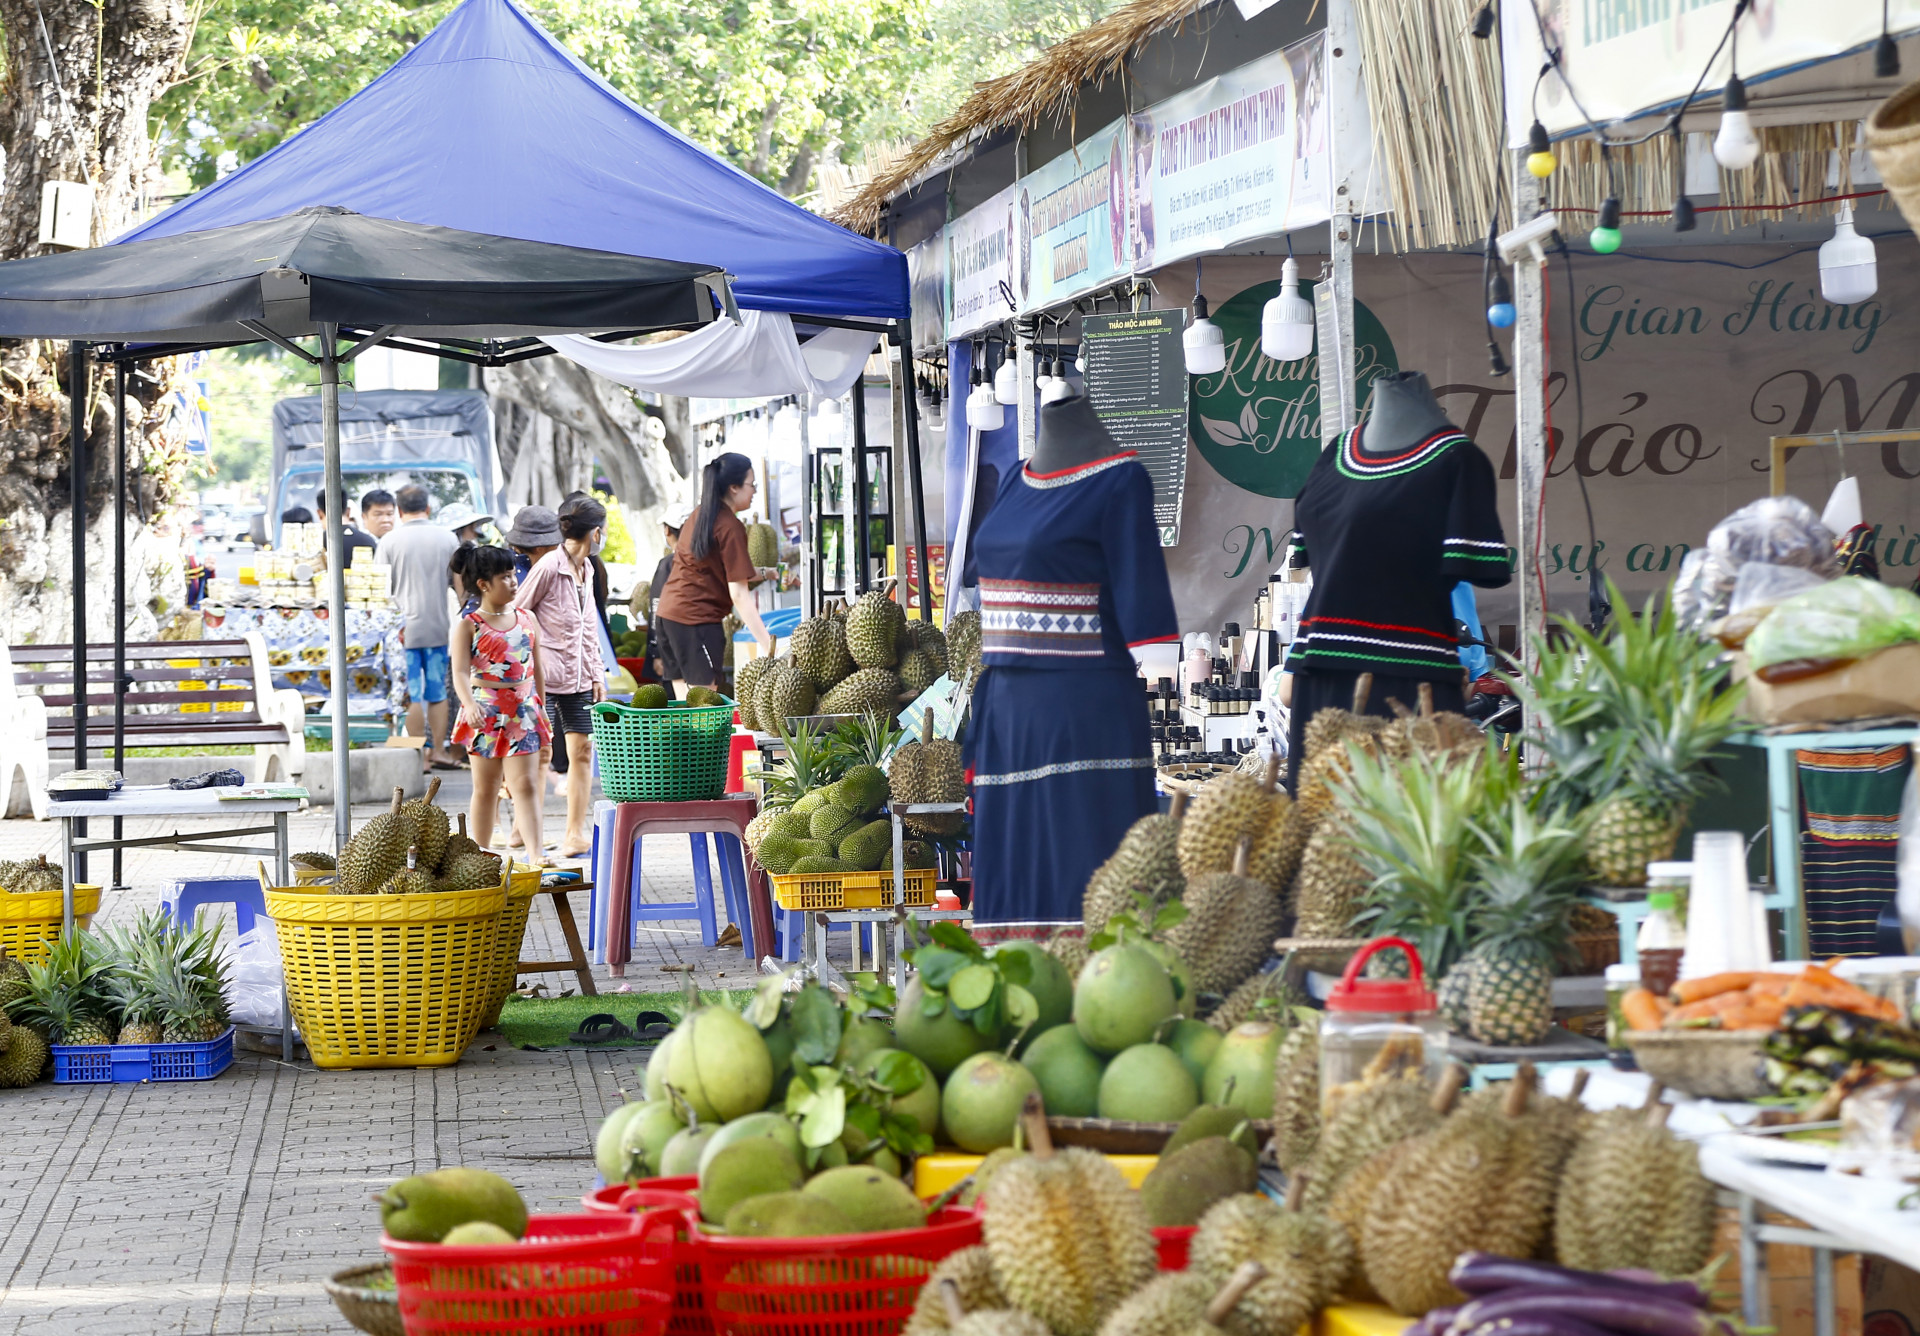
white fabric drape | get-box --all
[543,311,875,400]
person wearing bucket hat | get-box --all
[504,505,562,582]
[438,501,496,545]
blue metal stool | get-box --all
[166,875,266,934]
[627,831,756,959]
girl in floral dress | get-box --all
[449,544,553,857]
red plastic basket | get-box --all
[580,1181,709,1336]
[1154,1225,1193,1271]
[384,1212,677,1335]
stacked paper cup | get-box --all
[1680,831,1772,978]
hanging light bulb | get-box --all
[1876,31,1901,79]
[1075,344,1087,375]
[1260,257,1316,363]
[1713,76,1760,170]
[1470,1,1496,39]
[1672,194,1697,232]
[992,348,1019,405]
[1486,270,1516,328]
[1589,196,1623,254]
[923,387,944,431]
[1183,296,1226,375]
[1819,203,1878,304]
[1526,122,1557,178]
[815,394,842,418]
[1042,364,1074,404]
[966,372,1004,432]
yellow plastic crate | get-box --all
[266,884,505,1070]
[479,867,542,1028]
[770,867,936,912]
[914,1151,1159,1199]
[0,885,101,963]
[1318,1305,1414,1336]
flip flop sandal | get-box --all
[568,1014,634,1044]
[633,1010,675,1043]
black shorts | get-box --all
[653,617,726,687]
[546,689,596,737]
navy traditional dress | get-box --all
[963,449,1179,938]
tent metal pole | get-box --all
[68,340,88,892]
[1511,155,1548,681]
[321,326,352,850]
[113,361,128,889]
[850,375,871,594]
[893,324,933,622]
[799,406,816,618]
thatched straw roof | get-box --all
[828,0,1206,236]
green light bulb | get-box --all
[1589,226,1622,254]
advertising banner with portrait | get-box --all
[1015,119,1132,314]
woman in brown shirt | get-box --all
[655,452,775,692]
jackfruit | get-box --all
[831,765,891,816]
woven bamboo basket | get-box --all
[323,1263,403,1336]
[1624,1029,1771,1100]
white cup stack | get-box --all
[1681,830,1771,978]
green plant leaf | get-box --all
[920,987,949,1019]
[1004,984,1038,1030]
[799,1082,847,1147]
[866,1047,926,1095]
[1086,929,1117,953]
[851,976,897,1016]
[914,947,970,990]
[949,963,995,1011]
[882,1112,936,1158]
[970,988,1002,1036]
[995,949,1031,988]
[790,982,844,1065]
[1152,900,1190,932]
[745,971,790,1030]
[844,1100,883,1140]
[930,921,987,959]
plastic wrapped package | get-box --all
[1744,577,1920,671]
[223,916,287,1030]
[1837,1078,1920,1180]
[1729,561,1833,614]
[1675,497,1841,629]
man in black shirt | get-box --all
[316,491,380,562]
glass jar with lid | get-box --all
[1319,936,1452,1116]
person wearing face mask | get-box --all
[515,495,609,860]
[655,453,775,696]
[559,491,612,629]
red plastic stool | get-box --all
[604,797,777,973]
[724,731,757,795]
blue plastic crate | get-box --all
[51,1026,236,1083]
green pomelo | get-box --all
[723,1190,854,1238]
[1098,1043,1199,1122]
[1018,1024,1105,1118]
[659,1125,721,1178]
[441,1221,519,1246]
[1138,1137,1258,1227]
[1138,938,1196,1008]
[865,1145,905,1178]
[698,1139,804,1224]
[643,1027,681,1102]
[1163,1104,1259,1160]
[698,1111,805,1178]
[991,940,1074,1034]
[835,1015,894,1067]
[1074,944,1176,1055]
[894,976,992,1078]
[663,1006,774,1123]
[802,1165,928,1233]
[855,1049,940,1139]
[1202,1021,1284,1118]
[941,1051,1040,1153]
[595,1102,650,1183]
[1165,1019,1224,1086]
[617,1100,688,1182]
[380,1169,528,1242]
[816,1140,850,1169]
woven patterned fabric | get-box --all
[979,578,1104,658]
[1798,742,1913,958]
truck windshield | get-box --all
[281,469,476,522]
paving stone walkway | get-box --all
[0,768,780,1334]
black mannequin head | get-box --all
[1360,370,1452,454]
[1028,373,1123,474]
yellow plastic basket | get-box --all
[479,869,542,1028]
[266,885,506,1070]
[770,868,935,913]
[0,885,102,963]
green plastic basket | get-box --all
[591,697,736,802]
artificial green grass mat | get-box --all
[496,990,752,1049]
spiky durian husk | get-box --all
[947,611,983,685]
[734,656,774,731]
[1207,969,1300,1032]
[1326,1140,1413,1302]
[0,1026,47,1086]
[1097,1272,1221,1336]
[1166,870,1285,996]
[339,790,411,894]
[960,1147,1028,1207]
[1270,1023,1322,1170]
[790,615,855,691]
[819,668,902,719]
[983,1147,1157,1336]
[844,590,902,669]
[1288,816,1371,940]
[1177,774,1290,891]
[1190,1194,1354,1336]
[952,1313,1051,1336]
[288,850,336,870]
[401,778,450,872]
[904,1247,1008,1336]
[890,736,967,836]
[1084,810,1184,936]
[438,851,505,891]
[769,665,819,725]
[1300,1076,1441,1215]
[1270,715,1387,887]
[1553,1110,1716,1276]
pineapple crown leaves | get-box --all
[1463,795,1590,963]
[764,715,850,808]
[827,712,904,770]
[8,932,114,1039]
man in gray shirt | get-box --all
[376,485,461,770]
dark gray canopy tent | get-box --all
[0,204,729,849]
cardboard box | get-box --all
[1737,642,1920,725]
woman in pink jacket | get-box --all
[516,497,606,859]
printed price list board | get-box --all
[1081,311,1190,546]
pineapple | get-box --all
[1458,796,1589,1046]
[759,716,838,811]
[152,915,232,1043]
[102,911,174,1045]
[1512,580,1743,887]
[9,932,114,1045]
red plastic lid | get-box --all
[1325,936,1436,1013]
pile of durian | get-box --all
[291,781,505,895]
[0,856,61,895]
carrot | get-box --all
[1622,988,1668,1032]
[1671,972,1772,1005]
[1670,992,1748,1023]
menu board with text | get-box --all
[1081,310,1190,546]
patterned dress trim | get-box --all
[980,578,1104,658]
[1335,425,1468,480]
[1021,450,1139,489]
[971,755,1156,787]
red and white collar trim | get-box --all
[1022,450,1137,489]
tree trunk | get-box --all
[0,0,195,644]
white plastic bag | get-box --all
[1898,766,1920,952]
[225,915,287,1029]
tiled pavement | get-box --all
[0,768,773,1334]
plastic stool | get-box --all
[725,732,757,794]
[167,876,266,935]
[605,799,777,973]
[588,800,616,961]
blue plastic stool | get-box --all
[167,876,266,935]
[770,905,879,964]
[628,832,755,958]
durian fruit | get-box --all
[1084,793,1186,938]
[1271,675,1385,886]
[338,788,412,894]
[890,713,967,836]
[1324,1072,1464,1303]
[899,649,942,696]
[1098,1262,1269,1336]
[439,850,506,892]
[377,845,436,896]
[926,1278,1052,1336]
[1554,1096,1716,1277]
[1287,818,1372,943]
[1167,837,1285,997]
[903,620,950,676]
[0,1026,47,1087]
[1299,1055,1454,1215]
[904,1249,1007,1336]
[819,668,902,720]
[1270,1018,1322,1170]
[288,851,336,871]
[790,614,855,691]
[1178,757,1291,892]
[754,665,788,736]
[1,855,60,895]
[1361,1070,1555,1315]
[1047,927,1091,979]
[766,663,819,728]
[0,952,30,1009]
[982,1095,1158,1336]
[844,589,902,669]
[442,814,481,866]
[1190,1181,1354,1336]
[734,656,775,731]
[947,610,983,686]
[959,1144,1028,1207]
[1206,967,1299,1033]
[403,777,451,872]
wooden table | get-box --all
[516,877,598,997]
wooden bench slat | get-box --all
[15,666,258,685]
[49,731,287,749]
[11,640,254,663]
[49,713,268,730]
[40,691,261,710]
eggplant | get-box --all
[1446,1287,1728,1336]
[1448,1255,1706,1308]
[1465,1317,1619,1336]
